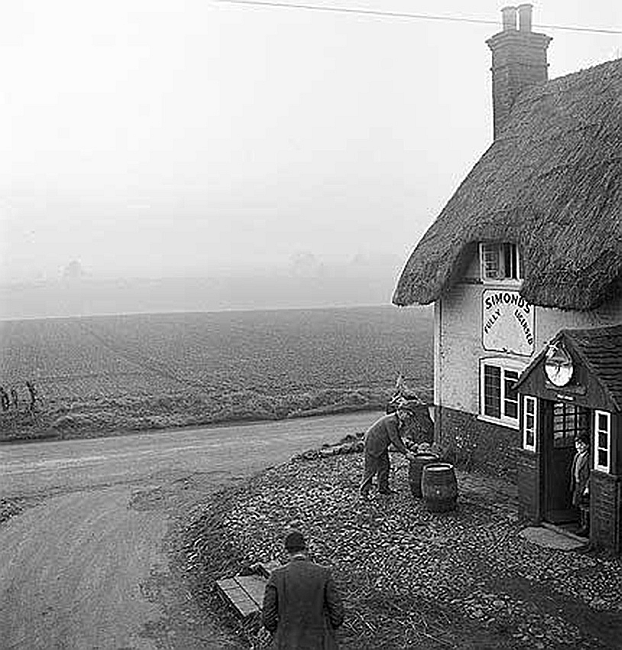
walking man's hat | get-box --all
[284,531,306,552]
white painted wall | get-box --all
[435,280,622,415]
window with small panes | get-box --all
[480,358,524,428]
[553,403,589,449]
[594,410,611,473]
[522,396,537,451]
[480,243,521,282]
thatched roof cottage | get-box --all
[394,5,622,552]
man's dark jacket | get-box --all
[570,451,590,507]
[262,556,344,649]
[364,413,409,457]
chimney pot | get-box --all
[501,6,518,31]
[518,3,533,31]
[487,4,552,139]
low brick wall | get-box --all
[435,405,520,482]
[516,450,540,522]
[591,471,621,553]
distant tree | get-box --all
[289,252,323,277]
[63,260,86,280]
[26,381,37,411]
[0,387,9,411]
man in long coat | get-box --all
[262,531,344,649]
[570,434,590,536]
[360,405,417,499]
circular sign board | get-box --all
[544,342,574,386]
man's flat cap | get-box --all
[397,400,425,414]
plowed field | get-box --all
[0,305,432,440]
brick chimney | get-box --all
[486,5,552,138]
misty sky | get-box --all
[2,0,621,283]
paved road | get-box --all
[0,411,380,649]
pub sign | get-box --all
[482,289,535,356]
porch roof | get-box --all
[563,324,622,412]
[516,323,622,411]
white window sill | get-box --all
[480,279,523,286]
[477,414,520,431]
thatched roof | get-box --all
[393,58,622,311]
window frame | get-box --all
[593,410,612,473]
[522,395,537,452]
[479,243,522,283]
[478,357,526,430]
[552,403,589,449]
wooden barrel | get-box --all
[408,453,439,498]
[422,463,458,512]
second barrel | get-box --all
[408,453,439,498]
[421,462,458,512]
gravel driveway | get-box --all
[184,451,622,649]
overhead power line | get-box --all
[215,0,622,35]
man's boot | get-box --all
[577,510,589,537]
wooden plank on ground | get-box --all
[236,575,268,605]
[217,578,239,592]
[216,573,270,618]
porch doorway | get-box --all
[543,402,590,524]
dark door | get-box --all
[544,402,590,524]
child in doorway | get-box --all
[570,433,590,536]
